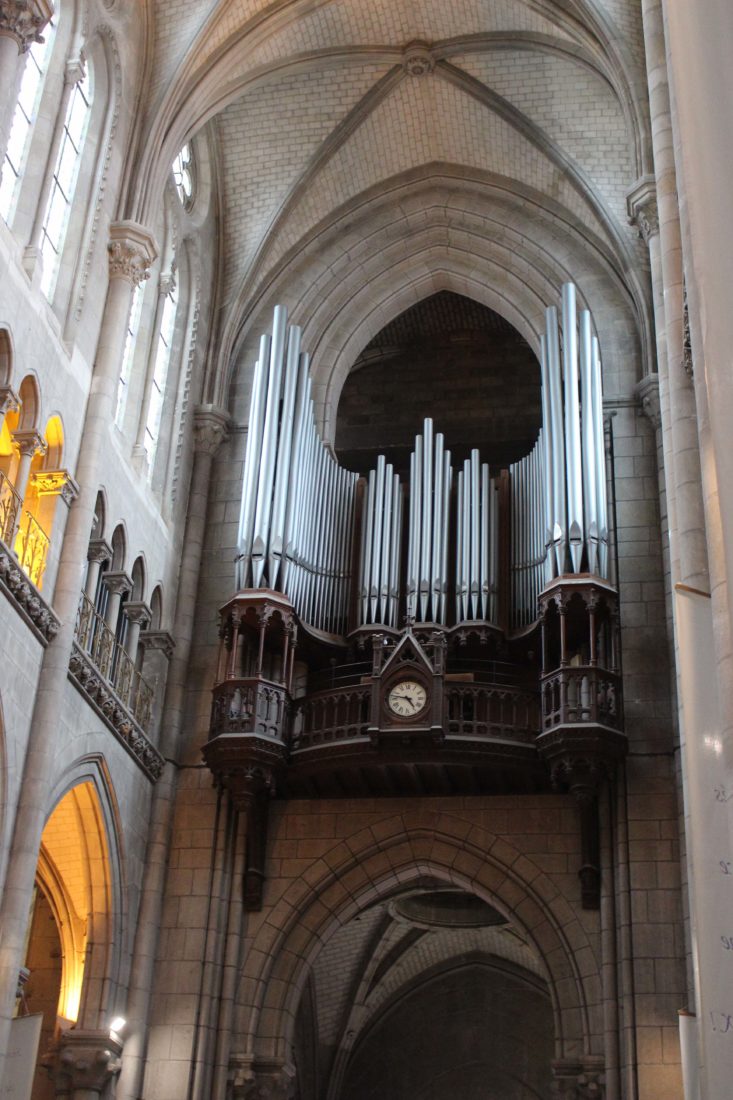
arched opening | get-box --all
[14,415,65,590]
[292,882,555,1100]
[17,781,113,1100]
[335,291,541,476]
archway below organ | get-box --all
[335,291,541,477]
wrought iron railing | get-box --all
[75,593,153,730]
[0,469,22,545]
[15,509,50,589]
[541,666,622,732]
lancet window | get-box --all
[0,18,56,221]
[39,63,92,298]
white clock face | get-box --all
[387,680,428,718]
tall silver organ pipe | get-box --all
[455,450,499,623]
[236,307,358,634]
[539,281,609,583]
[510,436,547,629]
[406,419,452,624]
[238,284,609,639]
[358,455,404,628]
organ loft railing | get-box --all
[205,284,627,912]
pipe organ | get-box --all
[211,284,624,911]
[235,284,609,637]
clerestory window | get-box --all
[39,64,92,298]
[144,278,179,470]
[115,283,144,428]
[0,20,56,223]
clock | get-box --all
[387,679,428,719]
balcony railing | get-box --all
[15,510,50,589]
[541,666,622,732]
[0,470,51,590]
[0,469,22,544]
[75,593,153,731]
[446,684,538,743]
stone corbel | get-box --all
[552,1056,605,1098]
[0,0,54,52]
[626,175,659,244]
[41,1028,123,1095]
[193,404,230,456]
[138,629,175,660]
[30,467,80,507]
[635,374,661,432]
[0,384,20,417]
[231,1057,296,1100]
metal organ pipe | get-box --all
[237,286,609,639]
[562,283,584,573]
[535,282,610,585]
[579,309,599,574]
[236,306,357,634]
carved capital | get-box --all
[552,1057,605,1099]
[139,629,175,659]
[0,384,20,416]
[42,1029,123,1094]
[231,1058,296,1100]
[124,600,151,627]
[103,569,132,597]
[402,40,435,76]
[550,754,608,805]
[107,221,158,286]
[0,0,53,52]
[635,374,661,431]
[87,537,112,564]
[193,404,229,455]
[12,428,46,458]
[627,175,659,244]
[30,467,79,506]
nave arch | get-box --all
[234,810,602,1077]
[18,755,126,1097]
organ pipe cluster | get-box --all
[358,455,403,627]
[510,436,547,629]
[236,306,358,635]
[237,282,609,637]
[539,283,609,580]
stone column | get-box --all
[102,570,131,632]
[0,222,156,1074]
[0,1,52,167]
[10,428,45,529]
[84,537,112,601]
[123,601,151,665]
[116,405,229,1100]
